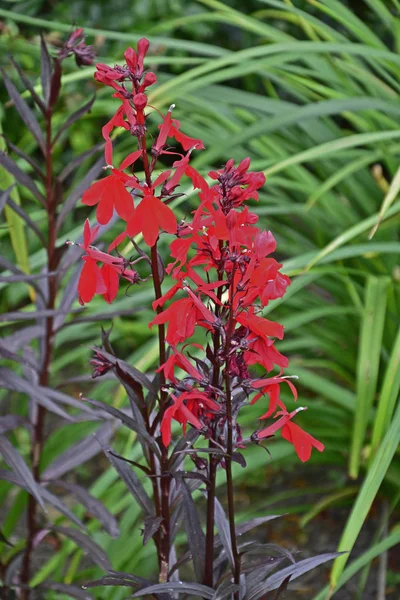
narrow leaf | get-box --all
[132,582,215,598]
[0,436,46,511]
[83,396,159,454]
[349,276,389,478]
[54,526,111,571]
[331,402,400,590]
[181,479,206,582]
[0,469,85,528]
[0,151,46,205]
[41,423,113,480]
[40,583,93,600]
[56,154,105,230]
[214,497,234,569]
[143,515,163,545]
[0,184,15,216]
[84,570,150,588]
[53,96,95,145]
[369,164,400,238]
[59,143,103,182]
[6,197,46,244]
[54,479,120,537]
[9,56,46,113]
[40,33,52,106]
[103,445,154,515]
[249,553,341,599]
[1,68,45,151]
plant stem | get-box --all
[224,272,240,595]
[150,244,171,582]
[204,449,217,586]
[204,259,224,587]
[20,107,56,598]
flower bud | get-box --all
[133,93,148,111]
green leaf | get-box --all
[330,402,400,590]
[349,276,390,479]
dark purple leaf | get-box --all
[0,184,15,216]
[115,362,146,412]
[9,57,46,113]
[0,367,75,421]
[243,557,285,585]
[0,436,46,511]
[102,445,154,515]
[0,308,67,323]
[240,542,296,566]
[212,582,241,600]
[84,570,150,588]
[49,58,62,107]
[59,143,104,182]
[0,367,98,416]
[0,469,85,529]
[169,429,200,471]
[94,349,156,395]
[236,516,282,538]
[181,478,206,582]
[39,486,85,528]
[0,151,46,205]
[53,263,83,330]
[0,272,56,284]
[53,96,95,145]
[41,422,113,480]
[53,526,111,571]
[0,342,37,370]
[270,575,291,600]
[7,196,46,244]
[1,68,45,151]
[232,451,246,468]
[40,583,93,600]
[142,515,163,546]
[1,134,45,180]
[40,34,52,106]
[0,258,46,303]
[83,396,159,455]
[247,553,343,599]
[0,415,26,434]
[214,497,234,569]
[56,154,105,230]
[4,325,44,352]
[132,582,215,598]
[54,479,119,537]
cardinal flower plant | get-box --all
[75,39,330,597]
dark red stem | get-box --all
[20,106,57,598]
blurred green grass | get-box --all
[1,1,400,598]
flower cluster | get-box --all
[76,39,323,463]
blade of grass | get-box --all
[370,326,400,459]
[369,164,400,238]
[330,402,400,593]
[349,276,390,479]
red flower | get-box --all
[126,195,176,247]
[157,349,203,383]
[281,421,325,462]
[82,151,142,225]
[76,220,139,305]
[236,309,284,341]
[149,294,215,346]
[161,390,219,446]
[78,256,107,305]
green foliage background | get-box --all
[1,0,400,598]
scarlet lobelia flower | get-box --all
[74,37,323,463]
